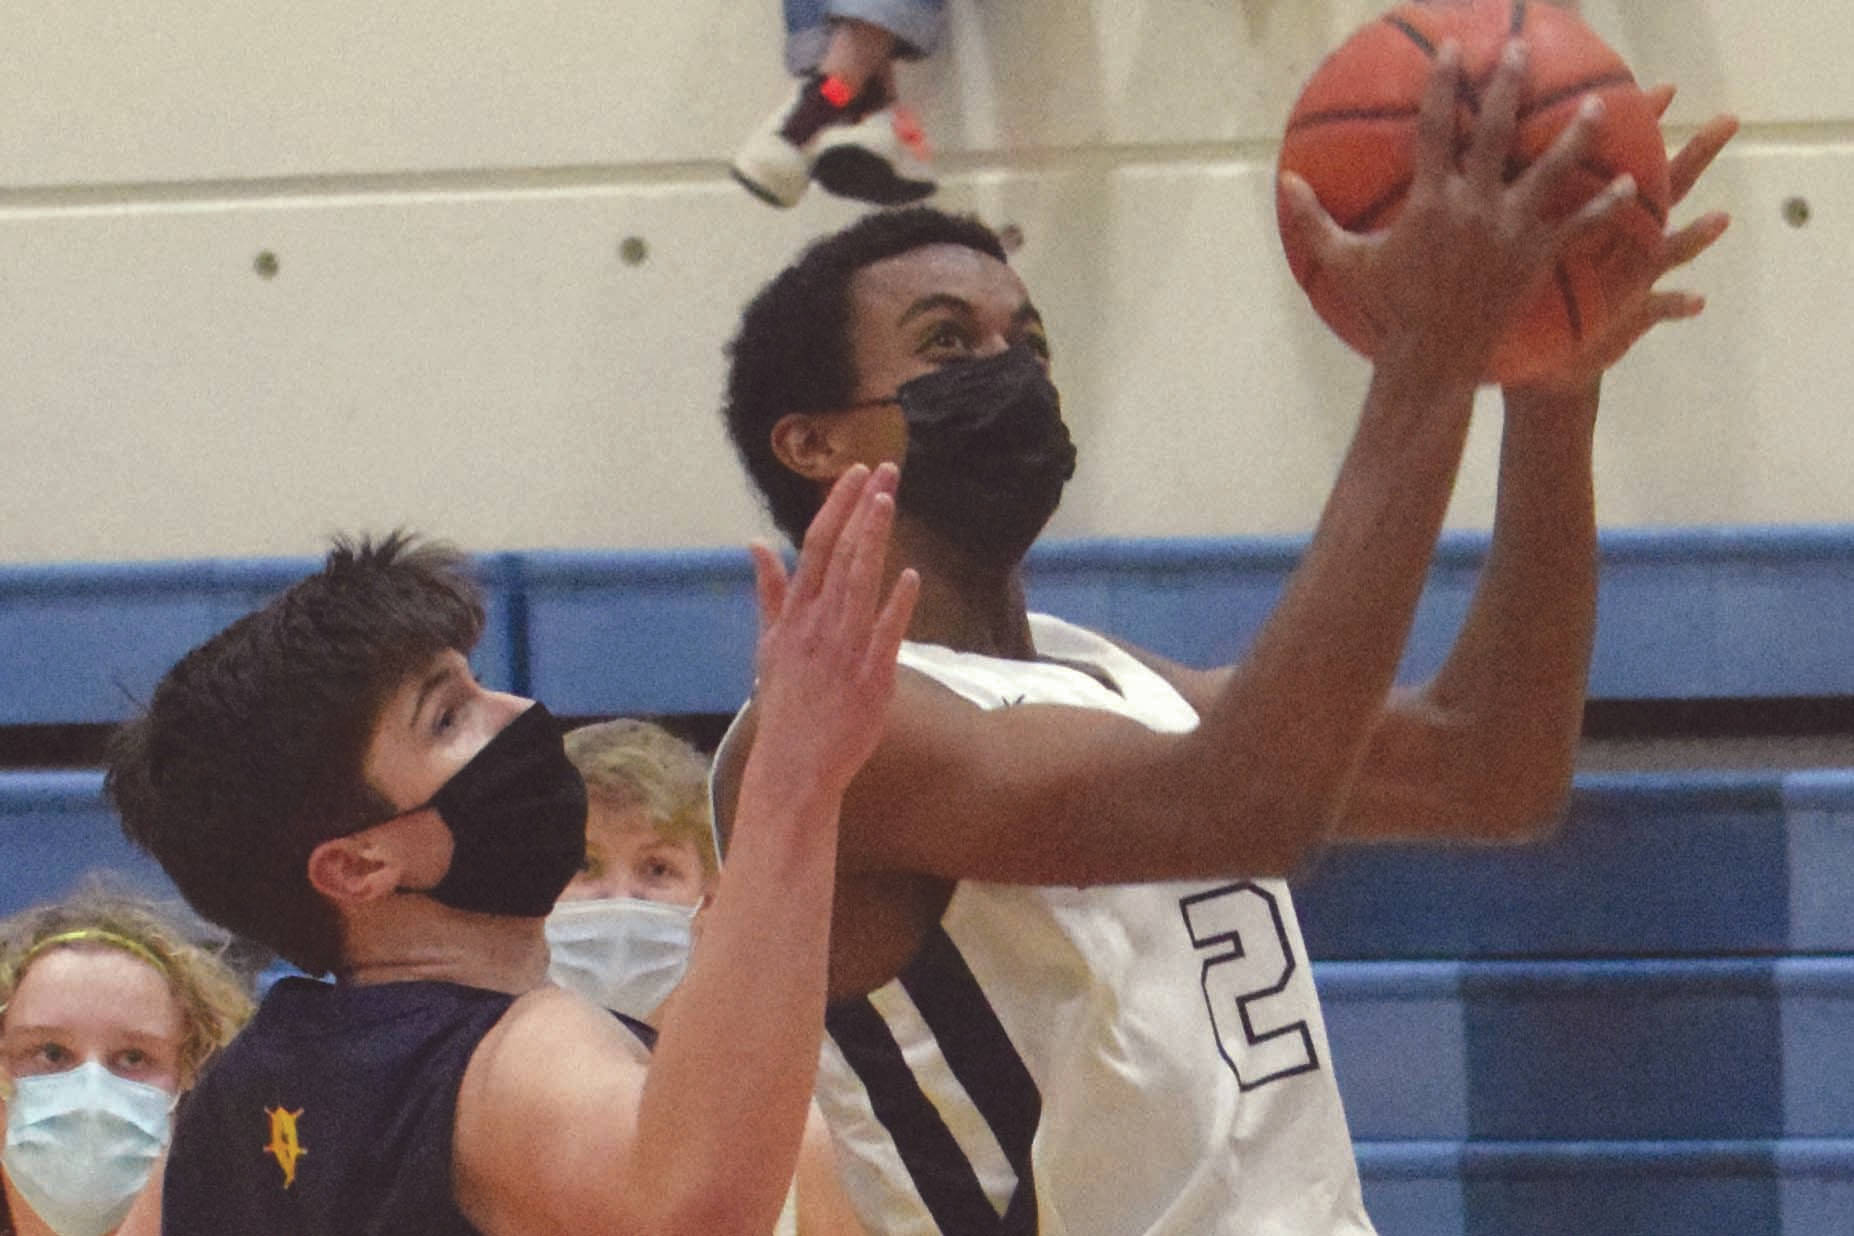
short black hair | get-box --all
[106,533,485,975]
[723,207,1009,542]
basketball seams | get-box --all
[1286,105,1420,134]
[1280,0,1671,383]
[1381,15,1437,58]
[1346,178,1414,233]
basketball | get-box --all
[1277,0,1671,384]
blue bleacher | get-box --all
[0,553,523,726]
[8,525,1854,726]
[3,525,1852,1235]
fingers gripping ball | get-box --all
[1277,0,1671,384]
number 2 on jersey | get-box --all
[1180,883,1320,1090]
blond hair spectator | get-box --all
[551,719,867,1236]
[1,890,252,1236]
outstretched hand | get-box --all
[1510,88,1737,395]
[1279,39,1640,386]
[747,463,920,798]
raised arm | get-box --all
[456,464,918,1236]
[1334,99,1738,842]
[805,42,1641,889]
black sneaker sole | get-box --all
[812,147,936,207]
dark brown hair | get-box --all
[105,533,484,975]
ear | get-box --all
[770,411,858,483]
[306,829,406,907]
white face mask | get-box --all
[2,1060,173,1236]
[545,896,696,1021]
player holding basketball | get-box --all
[715,42,1735,1236]
[106,465,917,1235]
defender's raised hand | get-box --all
[747,462,920,797]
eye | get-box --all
[921,320,972,358]
[29,1041,73,1071]
[639,850,693,887]
[1024,332,1052,361]
[578,853,603,878]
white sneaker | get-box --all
[731,79,822,208]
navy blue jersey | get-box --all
[163,978,514,1235]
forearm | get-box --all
[629,755,839,1234]
[1186,349,1480,867]
[1392,379,1599,834]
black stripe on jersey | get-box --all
[899,928,1042,1191]
[828,998,1008,1233]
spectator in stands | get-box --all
[733,2,939,208]
[0,891,252,1236]
[548,718,866,1236]
[105,466,915,1235]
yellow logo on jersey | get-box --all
[264,1106,307,1189]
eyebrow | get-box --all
[895,294,1046,330]
[1,1024,172,1047]
[896,293,974,327]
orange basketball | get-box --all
[1276,0,1670,384]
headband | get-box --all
[16,928,169,979]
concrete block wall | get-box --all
[2,0,1846,565]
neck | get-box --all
[336,898,552,993]
[891,519,1037,659]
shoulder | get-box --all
[454,986,649,1166]
[463,985,649,1109]
[451,986,652,1232]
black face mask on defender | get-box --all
[858,345,1077,570]
[396,702,588,918]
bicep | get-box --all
[835,671,1214,886]
[1336,686,1564,843]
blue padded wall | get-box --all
[1308,769,1854,1236]
[516,548,758,715]
[1293,773,1828,960]
[0,771,172,908]
[7,526,1854,720]
[0,554,522,724]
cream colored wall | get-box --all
[0,0,1841,563]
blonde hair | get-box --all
[0,888,255,1089]
[564,719,717,878]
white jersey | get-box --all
[812,613,1375,1236]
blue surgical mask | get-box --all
[545,897,695,1021]
[2,1061,173,1236]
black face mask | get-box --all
[409,702,588,918]
[877,345,1077,569]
